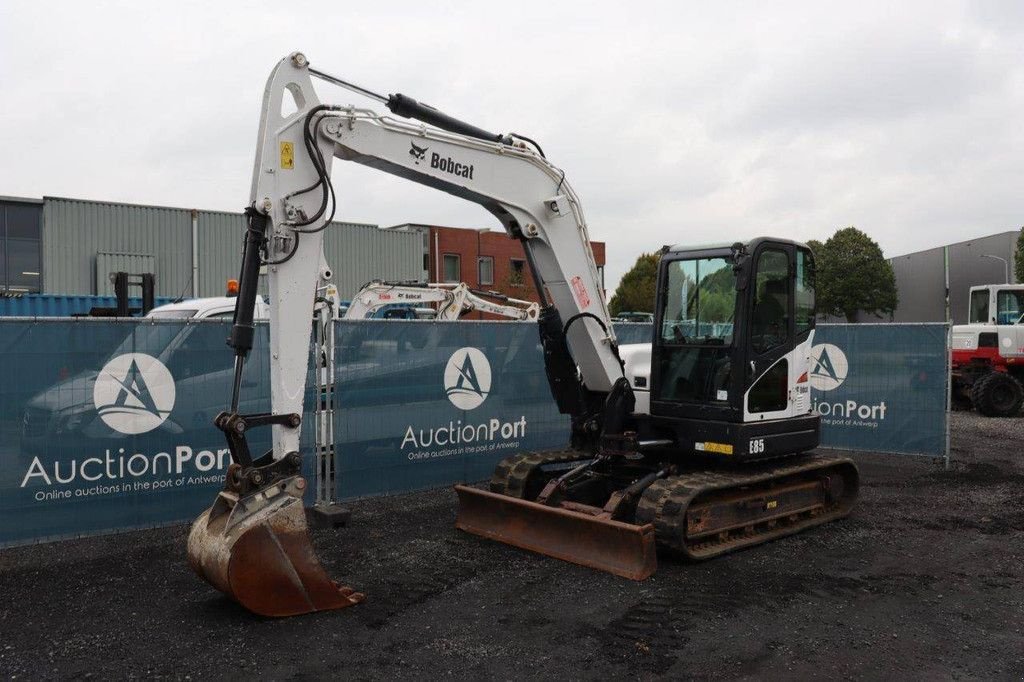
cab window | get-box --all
[747,358,788,414]
[795,248,815,335]
[750,249,790,354]
[997,290,1024,324]
[969,290,989,323]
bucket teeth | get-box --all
[187,476,363,617]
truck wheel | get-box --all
[970,371,1024,418]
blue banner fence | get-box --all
[0,319,949,547]
[808,323,949,460]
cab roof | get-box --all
[665,236,809,255]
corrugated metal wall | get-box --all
[889,248,946,322]
[41,197,427,300]
[324,223,427,299]
[43,197,193,298]
[889,230,1018,324]
[95,252,157,295]
[42,198,191,297]
[194,211,426,299]
[195,210,246,297]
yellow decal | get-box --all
[696,441,733,455]
[766,500,778,510]
[280,141,294,169]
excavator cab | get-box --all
[645,238,820,461]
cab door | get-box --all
[741,243,814,422]
[996,288,1024,359]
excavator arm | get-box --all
[459,288,540,322]
[188,52,636,616]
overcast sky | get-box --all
[1,1,1021,291]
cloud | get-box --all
[0,0,1021,293]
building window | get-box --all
[478,256,494,286]
[509,259,526,287]
[442,253,461,283]
[1,202,42,293]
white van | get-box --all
[147,295,269,320]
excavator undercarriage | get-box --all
[456,448,858,579]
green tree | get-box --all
[609,253,659,316]
[816,227,898,322]
[1015,227,1024,284]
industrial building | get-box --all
[0,195,426,301]
[888,230,1019,323]
[389,223,606,307]
[0,195,607,317]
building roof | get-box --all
[889,230,1019,260]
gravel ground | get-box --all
[1,411,1022,680]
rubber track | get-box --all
[489,449,593,498]
[635,454,858,560]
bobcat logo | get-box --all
[409,141,428,164]
[443,347,491,410]
[93,353,176,434]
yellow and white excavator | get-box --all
[187,53,858,617]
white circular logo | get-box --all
[444,347,492,410]
[809,343,848,391]
[93,353,176,434]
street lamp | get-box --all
[980,254,1010,284]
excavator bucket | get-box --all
[187,475,363,617]
[454,485,657,580]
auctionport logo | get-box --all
[92,353,175,434]
[444,347,491,410]
[809,344,848,392]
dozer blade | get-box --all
[454,485,657,580]
[187,475,363,617]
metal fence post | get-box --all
[945,322,952,470]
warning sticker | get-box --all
[570,275,590,309]
[695,441,733,455]
[280,141,294,169]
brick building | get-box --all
[389,223,606,318]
